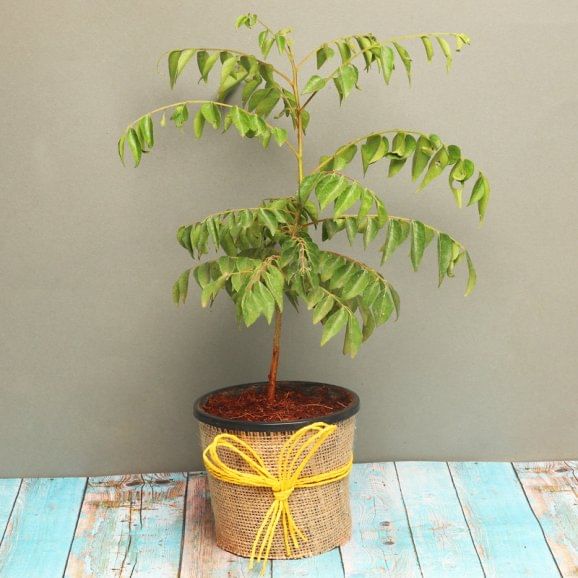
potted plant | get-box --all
[118,12,489,572]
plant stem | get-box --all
[267,308,283,403]
[266,45,304,403]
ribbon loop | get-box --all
[203,421,353,575]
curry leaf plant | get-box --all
[119,14,489,402]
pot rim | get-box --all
[193,381,360,432]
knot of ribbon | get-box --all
[203,422,353,574]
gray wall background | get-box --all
[1,0,577,477]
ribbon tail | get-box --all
[249,501,276,569]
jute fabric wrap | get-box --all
[199,416,356,559]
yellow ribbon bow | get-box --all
[203,421,353,574]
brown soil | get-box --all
[201,383,353,423]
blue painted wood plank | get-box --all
[0,479,21,541]
[64,473,186,578]
[396,462,484,578]
[181,473,271,577]
[0,477,87,578]
[340,463,422,577]
[273,548,344,578]
[449,462,562,578]
[514,461,578,577]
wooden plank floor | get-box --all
[0,462,575,577]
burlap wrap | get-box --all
[199,416,356,559]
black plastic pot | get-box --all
[193,380,360,432]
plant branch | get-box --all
[126,99,299,158]
[310,128,430,172]
[308,215,468,250]
[157,47,293,85]
[267,307,283,402]
[297,31,461,69]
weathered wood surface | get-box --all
[340,462,422,577]
[0,477,86,578]
[0,461,576,577]
[181,474,271,578]
[64,473,186,577]
[449,462,563,577]
[273,548,343,578]
[396,461,484,578]
[0,479,21,541]
[514,461,578,578]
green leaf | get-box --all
[447,144,461,165]
[390,132,406,158]
[197,51,219,82]
[334,183,360,218]
[316,174,347,210]
[229,106,252,136]
[467,172,490,221]
[139,115,154,148]
[127,128,141,167]
[436,36,452,71]
[361,135,387,173]
[455,33,471,51]
[357,189,373,221]
[270,127,286,147]
[242,78,261,104]
[171,104,189,128]
[336,40,353,62]
[363,216,380,248]
[465,252,477,296]
[379,45,395,84]
[200,102,221,129]
[312,294,334,324]
[298,173,322,204]
[343,315,362,358]
[303,75,327,94]
[420,36,434,61]
[320,308,349,346]
[355,35,375,70]
[117,133,126,165]
[258,208,278,235]
[176,269,191,304]
[172,279,180,304]
[220,56,237,85]
[412,136,433,181]
[177,49,195,80]
[193,109,205,138]
[468,173,485,204]
[341,270,370,300]
[333,64,358,102]
[168,51,181,88]
[240,289,260,326]
[437,233,453,285]
[235,13,257,29]
[410,220,426,271]
[258,30,274,57]
[381,219,409,262]
[418,147,449,191]
[345,217,358,244]
[392,42,412,82]
[478,180,490,222]
[388,158,407,178]
[316,44,335,69]
[389,285,401,319]
[254,283,275,324]
[264,267,284,310]
[331,145,357,171]
[275,33,287,54]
